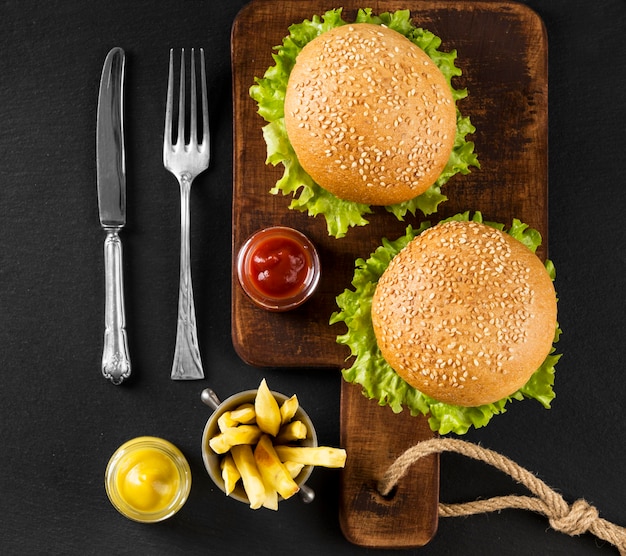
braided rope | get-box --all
[378,438,626,554]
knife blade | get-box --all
[96,47,131,385]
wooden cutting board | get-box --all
[231,0,547,548]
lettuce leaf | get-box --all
[250,8,480,238]
[330,212,562,435]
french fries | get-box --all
[230,445,266,510]
[207,379,347,510]
[274,446,347,468]
[220,453,240,495]
[218,403,256,432]
[255,378,281,436]
[275,420,308,443]
[261,483,279,511]
[279,394,299,424]
[283,461,305,479]
[254,435,300,500]
[209,424,262,454]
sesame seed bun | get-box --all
[371,220,557,407]
[284,23,457,206]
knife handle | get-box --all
[102,229,131,385]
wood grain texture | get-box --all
[339,382,439,548]
[231,0,546,548]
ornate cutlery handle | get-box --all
[102,229,131,384]
[171,174,204,380]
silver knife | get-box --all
[96,47,131,385]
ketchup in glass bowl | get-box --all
[236,226,321,311]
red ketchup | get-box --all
[237,227,321,311]
[250,236,309,298]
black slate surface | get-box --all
[1,0,625,554]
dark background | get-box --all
[1,0,625,554]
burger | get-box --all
[250,8,480,238]
[331,213,562,434]
[284,23,456,206]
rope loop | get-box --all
[378,438,626,555]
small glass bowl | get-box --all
[201,389,318,505]
[105,436,191,523]
[236,226,321,312]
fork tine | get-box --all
[177,49,185,147]
[200,48,209,150]
[164,48,174,150]
[189,49,197,146]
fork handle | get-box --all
[171,173,204,380]
[102,229,131,385]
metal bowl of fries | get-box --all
[202,380,331,510]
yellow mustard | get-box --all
[105,436,191,522]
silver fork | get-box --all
[163,48,209,380]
